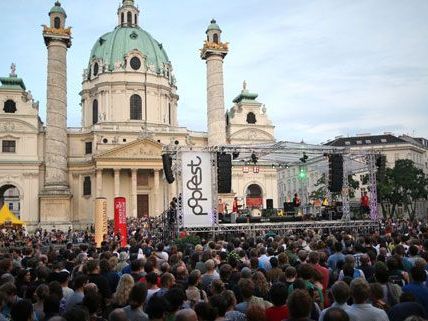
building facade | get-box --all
[277,133,428,217]
[0,1,278,229]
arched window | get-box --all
[92,100,98,125]
[121,12,124,25]
[127,11,132,25]
[130,94,142,120]
[246,112,256,124]
[135,14,138,25]
[3,100,16,113]
[213,33,219,44]
[83,176,91,196]
[168,103,172,125]
[246,184,262,197]
[54,17,61,29]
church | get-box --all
[0,0,278,229]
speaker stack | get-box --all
[162,154,175,184]
[217,153,232,193]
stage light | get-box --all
[298,167,307,179]
[300,152,308,163]
[251,152,258,164]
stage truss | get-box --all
[163,141,382,233]
[183,220,378,236]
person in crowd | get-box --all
[186,270,208,307]
[323,307,350,321]
[319,281,351,321]
[10,299,33,321]
[373,261,402,307]
[201,260,219,292]
[123,283,148,321]
[347,278,389,321]
[109,274,134,311]
[86,260,112,305]
[387,292,427,321]
[33,284,49,320]
[175,308,198,321]
[265,282,288,321]
[286,289,313,321]
[402,266,428,307]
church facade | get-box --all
[0,1,278,229]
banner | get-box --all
[114,197,128,247]
[181,152,213,227]
[95,197,107,248]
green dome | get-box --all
[206,19,221,32]
[49,1,66,17]
[89,26,170,73]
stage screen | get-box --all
[181,151,214,227]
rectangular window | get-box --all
[8,203,13,210]
[85,142,93,154]
[356,140,362,145]
[83,176,91,196]
[2,140,16,153]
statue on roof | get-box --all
[243,80,247,90]
[10,63,16,77]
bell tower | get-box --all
[201,19,228,146]
[40,1,73,227]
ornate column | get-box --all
[131,169,137,217]
[114,169,120,198]
[96,169,103,197]
[154,169,160,216]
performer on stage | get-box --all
[292,193,301,208]
[360,191,370,217]
[232,197,238,213]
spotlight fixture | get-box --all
[251,152,258,164]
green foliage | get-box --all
[309,173,327,199]
[377,159,428,220]
[348,174,360,198]
[174,235,201,251]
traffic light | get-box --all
[328,154,343,193]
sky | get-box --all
[0,0,427,144]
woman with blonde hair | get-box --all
[111,274,134,309]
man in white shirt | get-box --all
[347,278,389,321]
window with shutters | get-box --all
[54,17,61,29]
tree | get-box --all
[377,159,428,220]
[309,173,327,200]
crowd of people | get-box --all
[0,218,427,321]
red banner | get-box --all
[246,197,263,208]
[114,197,127,247]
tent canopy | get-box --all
[0,204,24,225]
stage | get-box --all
[182,219,378,236]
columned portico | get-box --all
[154,169,160,215]
[114,169,120,198]
[93,138,164,219]
[131,169,137,217]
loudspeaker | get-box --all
[217,153,232,193]
[162,154,175,184]
[236,216,247,223]
[328,154,343,193]
[266,199,273,209]
[284,202,294,212]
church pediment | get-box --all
[230,128,275,142]
[95,138,162,160]
[0,118,38,133]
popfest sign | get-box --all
[181,152,214,227]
